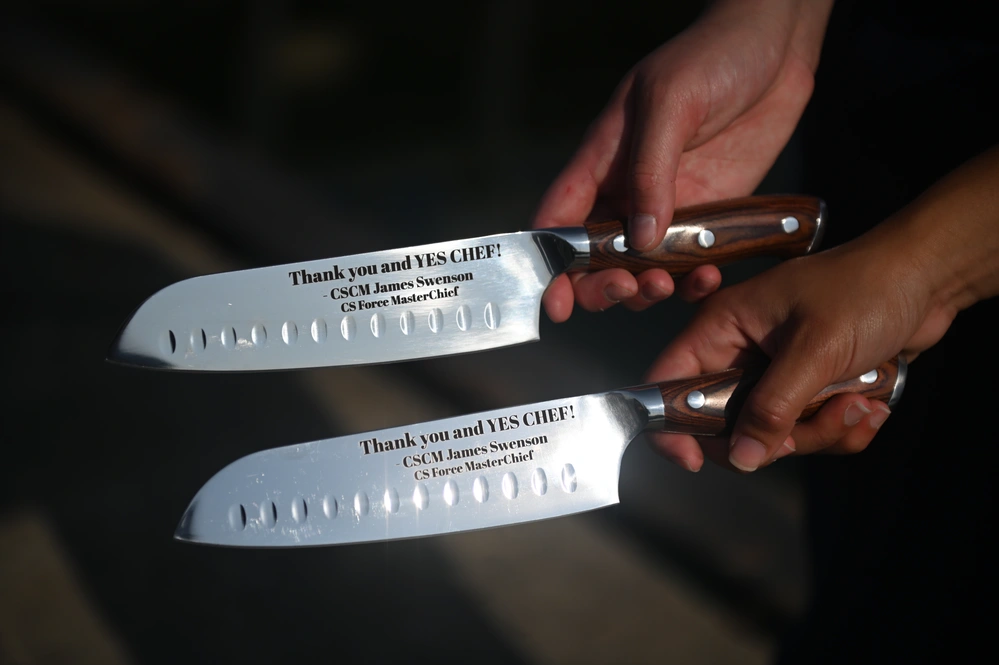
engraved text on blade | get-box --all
[286,242,503,314]
[358,405,576,481]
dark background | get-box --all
[0,2,887,664]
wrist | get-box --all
[700,0,833,71]
[875,146,999,314]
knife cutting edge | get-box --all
[108,195,825,372]
[174,354,903,548]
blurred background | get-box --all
[1,2,811,663]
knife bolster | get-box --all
[536,227,590,274]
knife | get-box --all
[175,354,903,547]
[109,195,825,371]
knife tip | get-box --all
[172,502,200,542]
[103,332,176,370]
[105,303,169,369]
[104,337,124,365]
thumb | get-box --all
[625,79,697,251]
[728,340,842,472]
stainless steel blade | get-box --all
[175,387,663,547]
[110,229,583,371]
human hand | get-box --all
[532,0,834,322]
[644,144,999,472]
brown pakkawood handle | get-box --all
[654,355,903,437]
[583,194,824,274]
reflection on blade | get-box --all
[175,392,651,547]
[109,231,567,371]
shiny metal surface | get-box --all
[806,200,827,254]
[547,227,591,270]
[890,355,907,407]
[632,387,666,427]
[780,216,800,234]
[687,390,706,409]
[109,229,583,371]
[176,388,657,547]
[859,370,878,384]
[697,230,715,248]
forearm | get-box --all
[873,144,999,314]
[701,0,835,71]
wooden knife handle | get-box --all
[583,195,824,275]
[654,355,905,437]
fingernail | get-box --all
[629,213,657,250]
[869,404,891,429]
[844,402,873,427]
[773,438,795,460]
[604,283,634,303]
[729,435,768,472]
[641,282,666,301]
[667,455,700,473]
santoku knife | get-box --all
[109,195,825,371]
[175,355,903,548]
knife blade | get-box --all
[108,195,825,371]
[175,355,903,548]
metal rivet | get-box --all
[687,391,706,409]
[859,370,878,384]
[781,216,800,234]
[697,229,715,248]
[612,234,627,252]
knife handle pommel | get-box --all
[654,355,905,437]
[584,195,824,275]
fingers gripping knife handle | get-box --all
[644,355,906,436]
[583,195,825,275]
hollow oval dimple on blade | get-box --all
[414,484,429,510]
[282,322,298,345]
